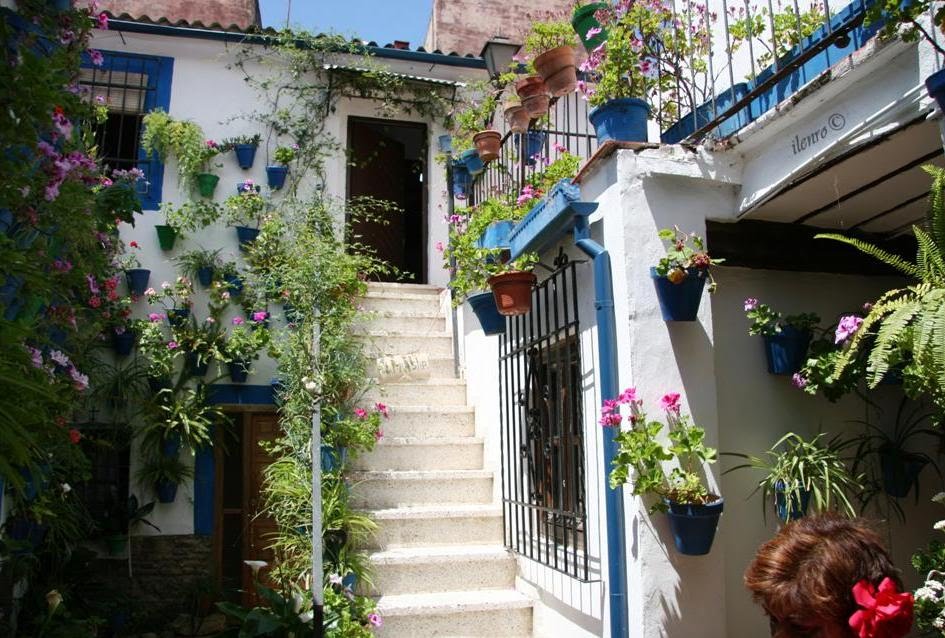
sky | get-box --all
[258,0,434,47]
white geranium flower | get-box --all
[60,482,71,494]
[934,520,945,532]
[932,492,945,505]
[243,560,268,576]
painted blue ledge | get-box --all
[207,383,277,405]
[509,179,598,260]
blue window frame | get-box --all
[80,51,173,210]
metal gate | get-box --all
[499,261,589,580]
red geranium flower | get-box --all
[848,577,913,638]
[68,428,81,444]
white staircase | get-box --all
[355,282,533,638]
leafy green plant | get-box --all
[523,19,576,55]
[220,133,262,150]
[224,320,271,363]
[159,200,222,236]
[743,298,820,337]
[729,2,826,74]
[866,0,945,56]
[135,450,194,494]
[654,226,722,292]
[724,432,861,522]
[173,247,222,282]
[140,110,208,190]
[150,384,226,450]
[273,145,296,165]
[608,388,718,512]
[817,166,945,419]
[223,190,267,229]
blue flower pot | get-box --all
[468,291,506,336]
[236,182,261,194]
[266,165,289,190]
[460,149,485,176]
[588,98,650,143]
[478,220,515,251]
[763,327,811,375]
[320,444,348,472]
[0,275,24,317]
[228,361,249,383]
[452,162,471,199]
[186,353,209,377]
[124,268,151,297]
[880,450,926,498]
[6,517,48,551]
[162,435,181,458]
[196,266,214,288]
[342,573,357,590]
[224,273,243,296]
[515,131,547,166]
[148,376,172,393]
[155,480,178,504]
[0,209,13,235]
[235,226,260,252]
[926,68,945,112]
[167,308,191,328]
[651,267,706,321]
[112,330,135,356]
[774,481,810,522]
[233,144,257,169]
[665,497,723,556]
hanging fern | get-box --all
[816,165,945,423]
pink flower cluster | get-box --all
[36,119,99,201]
[37,348,89,391]
[835,315,864,344]
[599,387,682,427]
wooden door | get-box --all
[242,412,280,605]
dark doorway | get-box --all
[347,118,427,283]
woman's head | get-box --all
[744,514,910,638]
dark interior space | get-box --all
[347,118,427,283]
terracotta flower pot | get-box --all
[488,271,536,316]
[504,105,530,134]
[516,75,551,116]
[533,46,578,96]
[473,130,502,162]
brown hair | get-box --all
[744,514,901,636]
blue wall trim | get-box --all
[207,384,277,406]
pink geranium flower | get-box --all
[354,408,367,419]
[660,392,681,415]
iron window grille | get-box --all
[80,51,173,209]
[499,261,589,581]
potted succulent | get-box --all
[223,185,266,250]
[572,2,609,52]
[607,388,722,556]
[223,317,270,383]
[266,145,296,190]
[173,247,222,288]
[725,432,860,523]
[222,133,262,169]
[117,243,150,297]
[524,19,578,96]
[744,299,820,375]
[651,227,721,321]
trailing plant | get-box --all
[816,166,945,422]
[866,0,945,56]
[224,318,271,363]
[159,200,222,236]
[607,388,718,512]
[743,298,820,337]
[140,110,208,191]
[724,432,861,522]
[654,226,723,292]
[729,1,827,74]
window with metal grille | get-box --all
[80,51,173,209]
[499,261,589,580]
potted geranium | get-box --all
[223,186,266,250]
[194,139,222,198]
[266,145,296,190]
[118,242,149,297]
[651,227,721,321]
[607,388,722,556]
[146,276,195,328]
[222,133,262,170]
[136,316,176,390]
[223,317,270,383]
[523,19,578,96]
[744,299,820,375]
[725,432,860,523]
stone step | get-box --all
[356,331,453,358]
[350,469,493,508]
[365,282,443,295]
[381,406,475,439]
[361,291,443,314]
[352,437,484,471]
[355,310,447,335]
[365,379,467,406]
[367,504,504,549]
[366,356,455,380]
[364,545,516,596]
[374,589,533,638]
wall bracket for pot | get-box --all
[509,178,598,260]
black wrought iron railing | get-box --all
[499,261,589,581]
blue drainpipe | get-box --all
[573,216,629,638]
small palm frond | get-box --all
[815,233,920,278]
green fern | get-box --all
[814,233,920,278]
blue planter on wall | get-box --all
[196,266,214,288]
[167,307,191,328]
[124,268,151,297]
[651,267,707,321]
[224,273,243,296]
[320,444,348,472]
[880,450,926,498]
[186,353,209,377]
[467,291,506,336]
[774,481,811,522]
[588,98,650,143]
[155,480,178,504]
[459,149,485,176]
[926,69,945,112]
[515,131,547,166]
[112,330,135,356]
[236,226,260,251]
[266,165,289,190]
[452,162,471,199]
[665,497,723,556]
[478,220,515,253]
[763,327,811,375]
[233,144,257,169]
[228,361,249,383]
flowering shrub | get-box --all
[607,388,718,511]
[654,226,722,292]
[224,320,271,363]
[913,493,945,634]
[744,298,820,337]
[523,18,576,55]
[224,188,267,228]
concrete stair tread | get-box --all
[363,290,444,302]
[369,544,512,564]
[350,469,492,480]
[361,309,444,319]
[359,329,450,338]
[376,436,482,446]
[369,504,502,520]
[376,589,532,616]
[372,378,465,387]
[382,405,474,414]
[365,282,443,294]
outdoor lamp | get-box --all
[480,37,521,79]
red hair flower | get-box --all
[849,577,913,638]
